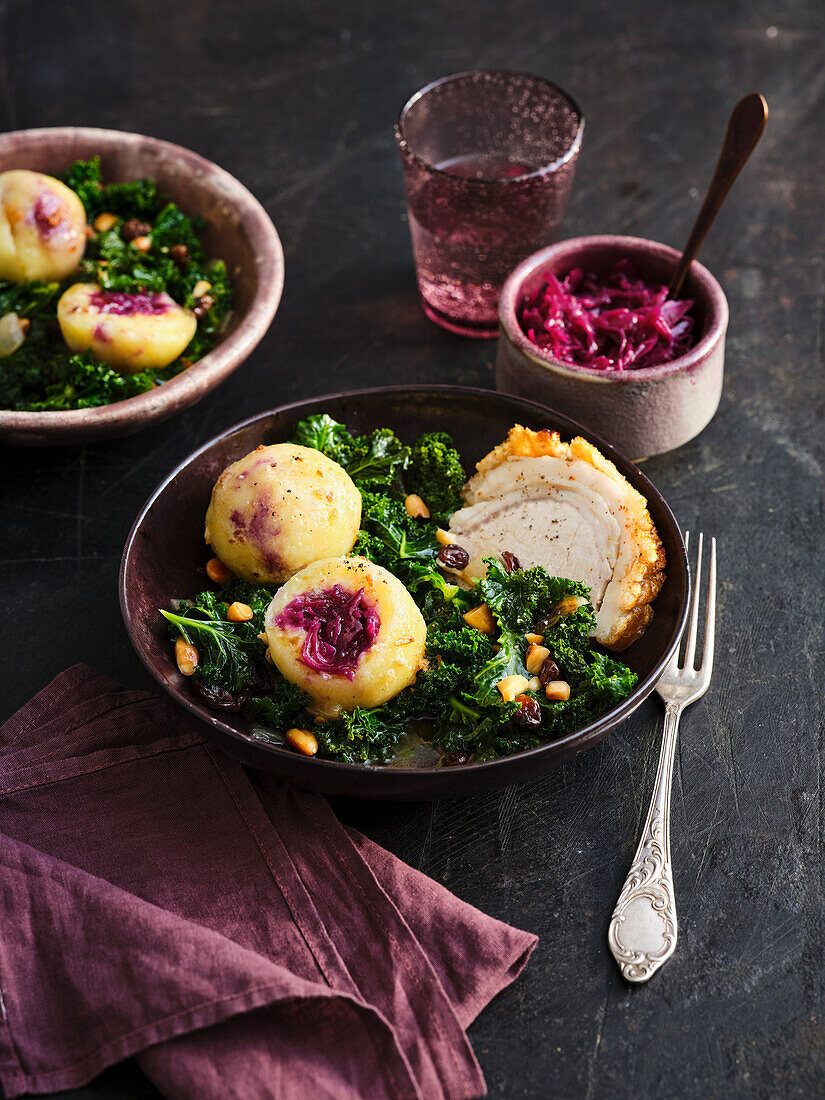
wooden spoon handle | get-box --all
[669,93,768,298]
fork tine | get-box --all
[700,536,716,677]
[683,531,704,670]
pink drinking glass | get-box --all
[395,70,584,338]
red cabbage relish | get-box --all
[518,259,695,371]
[274,585,380,680]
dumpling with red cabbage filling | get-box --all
[265,556,426,716]
[0,170,86,281]
[205,444,362,584]
[57,283,197,372]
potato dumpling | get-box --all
[204,444,362,583]
[57,282,197,373]
[0,170,86,281]
[265,556,427,714]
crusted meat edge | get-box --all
[464,425,666,650]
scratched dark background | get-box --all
[1,0,823,1097]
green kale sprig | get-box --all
[405,431,465,519]
[355,491,471,613]
[0,280,61,318]
[292,415,409,492]
[244,680,313,737]
[59,156,162,218]
[162,592,266,694]
[289,415,465,518]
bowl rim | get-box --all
[120,383,690,781]
[0,125,284,432]
[498,234,729,382]
[395,69,585,183]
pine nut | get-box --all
[404,493,430,519]
[545,680,571,702]
[527,676,542,692]
[192,279,212,298]
[206,557,231,584]
[496,674,530,703]
[554,595,587,617]
[526,643,551,674]
[93,212,116,232]
[525,632,544,644]
[286,728,318,756]
[463,603,496,634]
[435,528,453,546]
[227,601,253,622]
[131,235,151,252]
[175,637,199,676]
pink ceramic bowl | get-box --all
[496,235,728,458]
[0,127,284,446]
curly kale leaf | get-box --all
[291,414,355,465]
[345,427,409,490]
[470,625,528,707]
[0,341,156,411]
[290,416,409,492]
[0,280,60,318]
[244,680,313,737]
[435,696,533,761]
[425,623,496,666]
[355,492,472,614]
[57,157,106,216]
[60,157,162,218]
[162,595,265,694]
[358,493,437,562]
[317,704,409,764]
[476,557,591,634]
[405,431,465,518]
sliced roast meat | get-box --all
[449,426,665,650]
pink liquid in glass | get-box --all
[406,154,543,333]
[397,71,583,337]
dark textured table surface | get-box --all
[2,1,823,1097]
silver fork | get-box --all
[608,532,717,982]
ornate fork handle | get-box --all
[608,701,681,982]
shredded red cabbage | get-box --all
[518,259,695,371]
[89,290,172,316]
[275,585,380,680]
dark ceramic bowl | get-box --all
[0,127,284,446]
[496,235,728,459]
[120,386,689,800]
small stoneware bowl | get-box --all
[496,235,728,459]
[0,127,284,446]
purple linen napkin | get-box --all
[0,666,536,1099]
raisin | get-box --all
[190,679,249,712]
[512,694,542,728]
[441,750,475,767]
[501,551,522,573]
[437,544,470,571]
[169,243,190,268]
[193,294,215,318]
[539,657,561,685]
[122,218,152,242]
